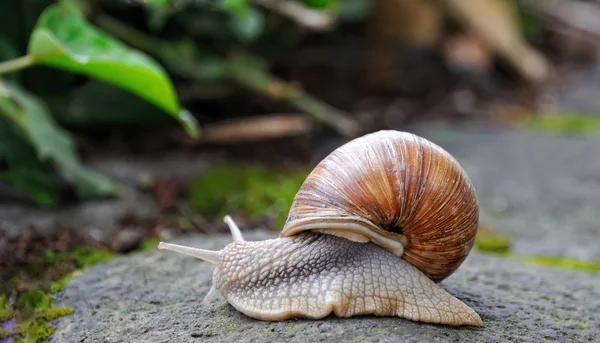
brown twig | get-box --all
[226,52,360,136]
[199,114,312,143]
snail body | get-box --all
[158,130,482,326]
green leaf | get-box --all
[0,80,119,199]
[26,2,199,138]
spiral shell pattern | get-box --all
[280,130,479,282]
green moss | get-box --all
[49,276,70,293]
[6,247,111,343]
[474,227,511,254]
[44,246,116,269]
[520,256,600,273]
[0,328,11,339]
[13,290,74,343]
[0,310,13,322]
[36,307,74,321]
[187,164,309,228]
[473,226,600,274]
[49,270,83,294]
[0,292,9,312]
[17,320,56,342]
[2,243,115,343]
[524,113,600,136]
[137,238,161,252]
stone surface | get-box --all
[410,124,600,262]
[50,230,600,343]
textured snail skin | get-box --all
[158,230,481,326]
[281,130,479,283]
[213,232,481,325]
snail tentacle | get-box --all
[224,214,245,242]
[157,242,223,266]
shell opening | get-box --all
[282,221,407,258]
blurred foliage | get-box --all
[0,80,117,203]
[0,0,341,208]
[0,0,545,209]
[187,164,309,228]
[43,246,116,268]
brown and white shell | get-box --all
[280,130,479,282]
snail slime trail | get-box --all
[158,130,482,326]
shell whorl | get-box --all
[280,130,479,282]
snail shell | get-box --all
[281,130,479,282]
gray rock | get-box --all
[49,230,600,343]
[410,124,600,261]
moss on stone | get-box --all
[17,320,56,342]
[474,226,511,254]
[16,307,75,342]
[3,245,115,343]
[525,113,600,136]
[36,307,75,321]
[473,226,600,275]
[0,293,10,319]
[44,246,116,269]
[13,289,74,342]
[50,272,76,294]
[0,328,10,339]
[520,256,600,273]
[187,164,309,228]
[137,238,162,252]
[0,310,12,322]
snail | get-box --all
[158,130,482,326]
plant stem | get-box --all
[226,52,360,136]
[0,55,35,75]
